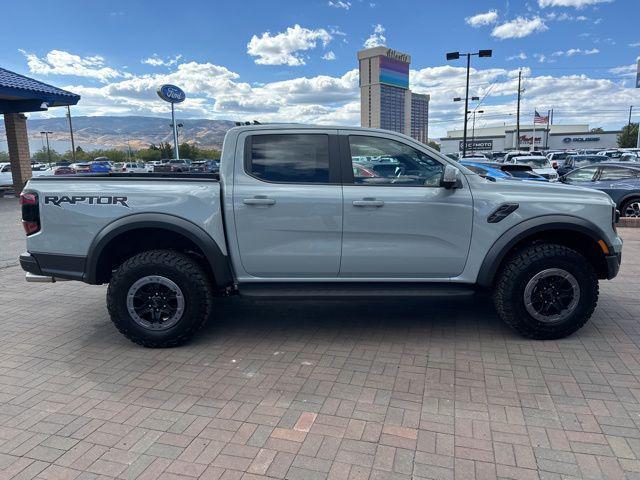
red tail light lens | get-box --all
[20,192,40,235]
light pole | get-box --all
[454,96,479,156]
[40,131,53,164]
[446,49,492,157]
[470,110,484,154]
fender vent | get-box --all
[488,203,519,223]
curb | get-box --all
[618,218,640,228]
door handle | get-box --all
[243,196,276,206]
[353,198,384,207]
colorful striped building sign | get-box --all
[379,56,409,89]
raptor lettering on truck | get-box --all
[44,195,129,207]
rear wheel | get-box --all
[107,249,213,347]
[621,198,640,218]
[494,244,598,339]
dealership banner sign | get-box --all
[459,140,493,151]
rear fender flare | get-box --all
[84,213,233,286]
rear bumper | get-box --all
[605,252,621,279]
[19,252,86,281]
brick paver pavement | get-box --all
[1,196,640,479]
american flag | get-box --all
[534,110,549,124]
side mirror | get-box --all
[441,164,461,189]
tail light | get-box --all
[122,167,127,172]
[20,191,40,235]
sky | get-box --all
[2,0,640,139]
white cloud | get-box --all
[142,54,183,67]
[328,0,351,9]
[363,24,386,48]
[247,25,332,66]
[491,16,548,39]
[465,10,499,27]
[630,42,640,47]
[538,0,612,7]
[363,23,387,48]
[551,47,600,57]
[19,49,123,82]
[322,51,336,60]
[507,52,528,60]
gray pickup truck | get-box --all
[19,125,622,347]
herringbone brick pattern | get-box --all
[1,197,640,479]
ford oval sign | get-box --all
[157,84,186,104]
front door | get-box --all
[232,131,343,278]
[339,133,473,279]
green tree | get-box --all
[427,140,441,151]
[32,147,61,163]
[618,123,639,148]
[0,151,9,162]
[137,147,162,162]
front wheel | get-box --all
[107,250,213,347]
[621,198,640,218]
[493,244,598,339]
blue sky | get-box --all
[2,0,639,137]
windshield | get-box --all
[516,158,549,168]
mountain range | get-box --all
[1,116,237,151]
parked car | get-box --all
[154,159,191,173]
[597,149,625,159]
[53,166,76,175]
[0,162,12,188]
[90,160,112,173]
[70,163,91,174]
[121,162,147,173]
[461,161,547,182]
[505,156,559,181]
[145,161,163,173]
[620,152,640,162]
[189,160,220,173]
[561,162,640,217]
[557,155,611,176]
[502,151,533,163]
[19,124,622,346]
[546,151,577,169]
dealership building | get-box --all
[440,123,622,154]
[358,46,430,143]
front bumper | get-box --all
[605,252,621,279]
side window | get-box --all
[565,166,597,182]
[599,167,638,180]
[348,135,444,186]
[248,134,329,183]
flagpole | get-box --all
[532,109,536,152]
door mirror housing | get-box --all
[441,164,461,189]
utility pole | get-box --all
[516,69,522,151]
[67,106,76,162]
[629,106,634,127]
[40,131,53,164]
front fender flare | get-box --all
[476,214,610,288]
[84,213,233,286]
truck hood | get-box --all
[470,174,615,207]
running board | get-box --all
[238,282,476,298]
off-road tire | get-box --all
[107,249,213,347]
[494,244,598,339]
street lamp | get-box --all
[446,49,492,157]
[40,131,53,164]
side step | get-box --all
[239,282,476,298]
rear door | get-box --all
[339,131,473,279]
[232,130,343,278]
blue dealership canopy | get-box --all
[0,67,80,114]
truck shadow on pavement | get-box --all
[192,295,509,345]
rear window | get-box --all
[573,156,605,167]
[599,167,639,180]
[248,134,330,183]
[517,158,549,168]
